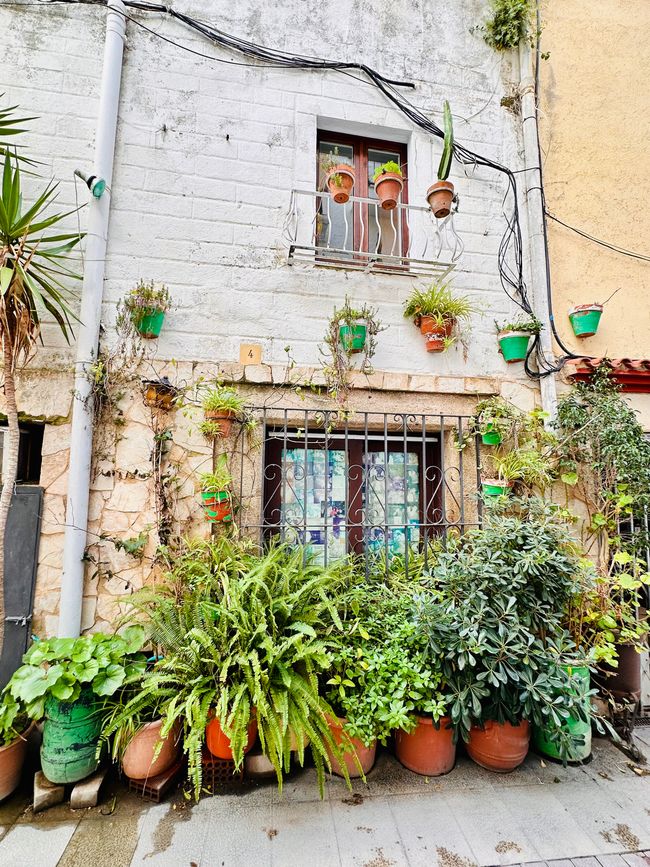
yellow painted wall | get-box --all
[539,0,650,360]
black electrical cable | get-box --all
[545,211,650,262]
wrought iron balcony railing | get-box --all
[284,189,463,277]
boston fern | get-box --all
[113,538,352,800]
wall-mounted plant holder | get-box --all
[201,491,233,523]
[481,479,511,499]
[568,304,603,338]
[481,424,502,446]
[325,165,355,204]
[142,377,178,411]
[497,330,531,363]
[339,323,367,354]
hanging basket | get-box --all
[497,330,531,363]
[142,379,178,410]
[568,304,603,338]
[326,165,355,205]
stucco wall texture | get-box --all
[540,0,650,363]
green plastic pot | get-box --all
[481,425,502,446]
[532,664,591,763]
[482,480,510,499]
[339,324,367,354]
[40,690,102,784]
[498,331,531,363]
[568,305,602,338]
[136,308,165,339]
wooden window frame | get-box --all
[317,131,410,259]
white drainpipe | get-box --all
[518,39,558,421]
[58,1,126,637]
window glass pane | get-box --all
[363,451,419,556]
[282,447,348,564]
[317,141,354,254]
[367,148,403,258]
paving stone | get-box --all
[0,822,79,867]
[597,858,631,867]
[33,771,65,814]
[70,768,108,810]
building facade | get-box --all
[1,1,559,637]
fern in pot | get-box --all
[116,537,353,799]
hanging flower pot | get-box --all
[122,281,171,340]
[339,322,367,354]
[481,478,511,499]
[206,714,258,761]
[532,664,591,764]
[568,304,603,338]
[326,165,355,205]
[204,409,236,438]
[374,172,404,211]
[122,719,181,781]
[467,720,530,772]
[0,721,34,801]
[426,181,455,218]
[201,490,233,523]
[421,316,454,353]
[324,715,376,779]
[497,330,531,363]
[481,424,502,446]
[136,309,166,339]
[394,716,455,776]
[142,378,178,411]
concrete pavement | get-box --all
[0,732,648,867]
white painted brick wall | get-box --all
[0,0,534,384]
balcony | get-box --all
[284,189,463,277]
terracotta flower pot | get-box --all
[426,181,455,218]
[204,409,236,438]
[143,382,177,410]
[419,316,454,338]
[467,720,530,772]
[481,478,512,499]
[394,716,455,776]
[122,719,180,781]
[326,165,355,205]
[205,715,258,761]
[0,722,34,802]
[568,304,603,338]
[374,172,404,210]
[325,715,376,778]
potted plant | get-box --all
[403,280,476,353]
[7,629,147,784]
[470,396,521,447]
[0,693,34,801]
[568,304,603,338]
[201,384,247,438]
[495,315,542,363]
[122,280,171,339]
[322,150,355,205]
[199,463,233,523]
[118,538,352,800]
[373,160,404,210]
[415,499,592,771]
[482,446,555,499]
[426,101,455,218]
[142,377,178,411]
[99,686,181,782]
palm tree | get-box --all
[0,102,81,651]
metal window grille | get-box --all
[234,408,482,578]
